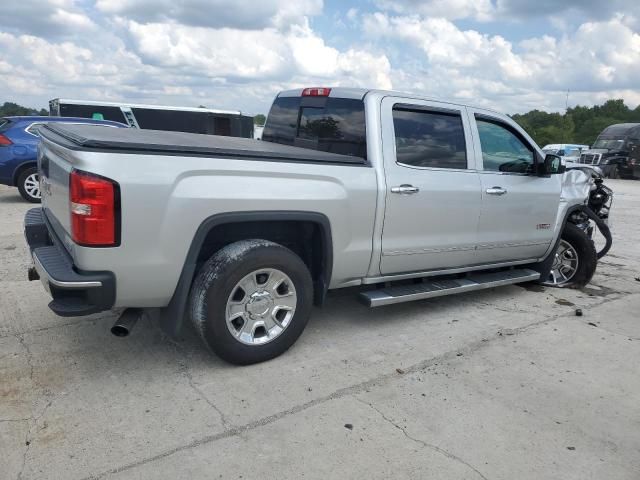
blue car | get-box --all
[0,116,126,202]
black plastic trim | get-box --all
[24,207,49,248]
[394,103,463,115]
[155,211,333,338]
[25,207,116,317]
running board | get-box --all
[359,268,540,307]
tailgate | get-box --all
[38,137,74,250]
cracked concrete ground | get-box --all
[1,180,639,480]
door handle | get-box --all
[391,184,420,194]
[485,186,507,196]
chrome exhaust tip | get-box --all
[111,309,142,337]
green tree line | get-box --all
[512,99,640,147]
[0,102,48,117]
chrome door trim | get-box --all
[390,184,419,194]
[485,187,507,195]
[476,240,550,250]
[383,245,476,256]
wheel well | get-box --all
[195,218,331,305]
[12,162,37,186]
[154,212,333,339]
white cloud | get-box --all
[50,9,96,30]
[0,0,639,117]
[125,21,291,79]
[0,0,95,37]
[124,19,392,87]
[375,0,494,21]
[495,0,639,20]
[363,12,640,112]
[519,16,640,91]
[96,0,323,30]
[375,0,640,22]
[363,14,531,78]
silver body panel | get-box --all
[38,88,589,309]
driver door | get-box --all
[468,109,562,264]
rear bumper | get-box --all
[24,208,116,317]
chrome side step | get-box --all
[359,268,540,307]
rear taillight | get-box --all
[69,170,119,247]
[302,87,331,97]
[0,134,12,146]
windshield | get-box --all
[593,139,624,150]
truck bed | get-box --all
[39,124,366,165]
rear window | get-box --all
[262,96,367,160]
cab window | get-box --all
[476,117,535,173]
[392,107,467,169]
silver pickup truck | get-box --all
[25,87,613,364]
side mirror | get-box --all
[539,154,564,175]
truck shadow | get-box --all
[0,192,24,203]
[37,280,585,377]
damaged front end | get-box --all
[564,169,614,260]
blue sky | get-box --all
[1,0,639,115]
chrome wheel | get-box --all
[24,173,40,199]
[544,239,579,286]
[225,268,297,346]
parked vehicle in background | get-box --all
[0,116,126,202]
[577,124,640,178]
[27,87,612,364]
[49,99,254,139]
[541,144,589,161]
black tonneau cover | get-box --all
[40,124,366,165]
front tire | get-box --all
[17,167,41,203]
[540,223,597,288]
[609,165,619,179]
[189,239,313,365]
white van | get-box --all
[541,144,589,161]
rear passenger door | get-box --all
[379,97,481,275]
[468,109,561,264]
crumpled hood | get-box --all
[561,169,591,206]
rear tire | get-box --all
[609,165,619,179]
[189,239,313,365]
[540,223,597,288]
[17,167,41,203]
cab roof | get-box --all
[599,123,640,136]
[276,87,504,115]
